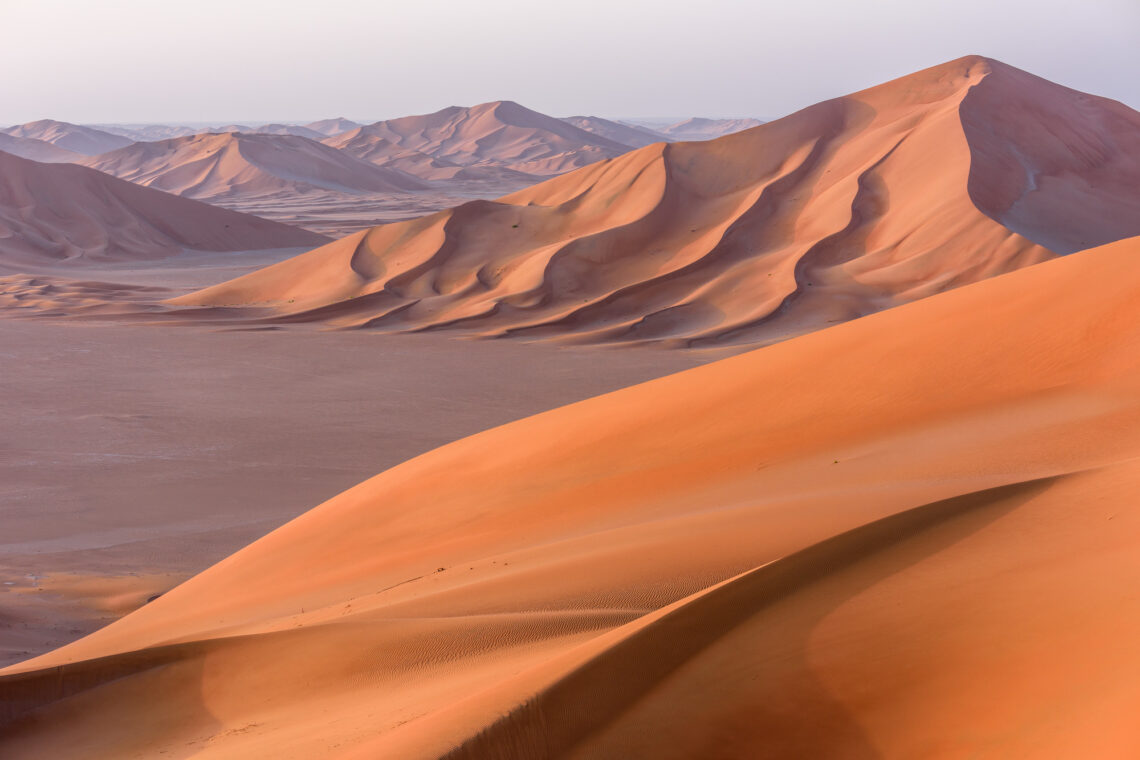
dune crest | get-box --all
[6,233,1140,757]
[81,131,426,201]
[175,56,1140,346]
[324,100,633,178]
[2,119,132,156]
[0,152,327,265]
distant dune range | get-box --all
[324,101,635,178]
[1,119,132,156]
[0,108,762,239]
[6,230,1140,757]
[80,132,427,201]
[172,57,1140,347]
[0,151,327,266]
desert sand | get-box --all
[654,116,766,140]
[4,226,1140,757]
[0,151,326,267]
[324,101,632,178]
[1,120,132,156]
[173,57,1140,347]
[0,133,81,163]
[3,52,1140,759]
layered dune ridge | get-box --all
[6,231,1140,757]
[324,101,632,178]
[0,151,327,265]
[2,119,132,156]
[0,133,81,163]
[81,131,427,202]
[655,116,765,140]
[175,57,1140,346]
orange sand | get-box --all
[5,231,1140,757]
[174,57,1140,347]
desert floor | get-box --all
[0,251,709,667]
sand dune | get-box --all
[305,117,362,137]
[6,230,1140,757]
[2,119,132,156]
[656,116,765,140]
[0,152,327,265]
[324,100,632,177]
[0,132,81,163]
[91,123,201,142]
[81,131,427,201]
[175,57,1140,346]
[560,116,667,148]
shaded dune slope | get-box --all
[176,57,1140,347]
[0,152,328,264]
[6,235,1140,757]
[81,132,427,202]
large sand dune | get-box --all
[655,116,765,140]
[175,57,1140,346]
[5,230,1140,757]
[0,152,327,265]
[81,131,426,201]
[0,133,81,163]
[560,116,668,148]
[324,101,633,178]
[2,119,132,156]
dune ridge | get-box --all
[5,232,1140,757]
[0,133,81,163]
[81,131,427,201]
[175,56,1140,347]
[324,101,633,178]
[0,152,327,265]
[2,119,132,156]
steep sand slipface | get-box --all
[0,152,327,265]
[6,236,1140,757]
[176,57,1140,347]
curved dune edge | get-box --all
[5,235,1140,757]
[0,151,328,266]
[168,56,1140,347]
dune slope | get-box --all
[0,133,81,163]
[2,119,132,155]
[0,152,327,264]
[176,57,1140,347]
[324,101,632,178]
[81,132,426,202]
[5,234,1140,757]
[657,116,765,140]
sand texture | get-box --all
[175,57,1140,346]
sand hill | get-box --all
[91,124,201,142]
[0,132,81,163]
[81,131,427,202]
[656,116,765,140]
[0,152,327,265]
[174,57,1140,346]
[560,115,668,148]
[6,229,1140,757]
[2,119,133,156]
[305,118,362,137]
[324,100,632,178]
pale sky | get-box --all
[3,0,1137,126]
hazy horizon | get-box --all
[4,0,1138,126]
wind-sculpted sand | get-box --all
[5,234,1140,757]
[0,151,327,267]
[175,57,1140,347]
